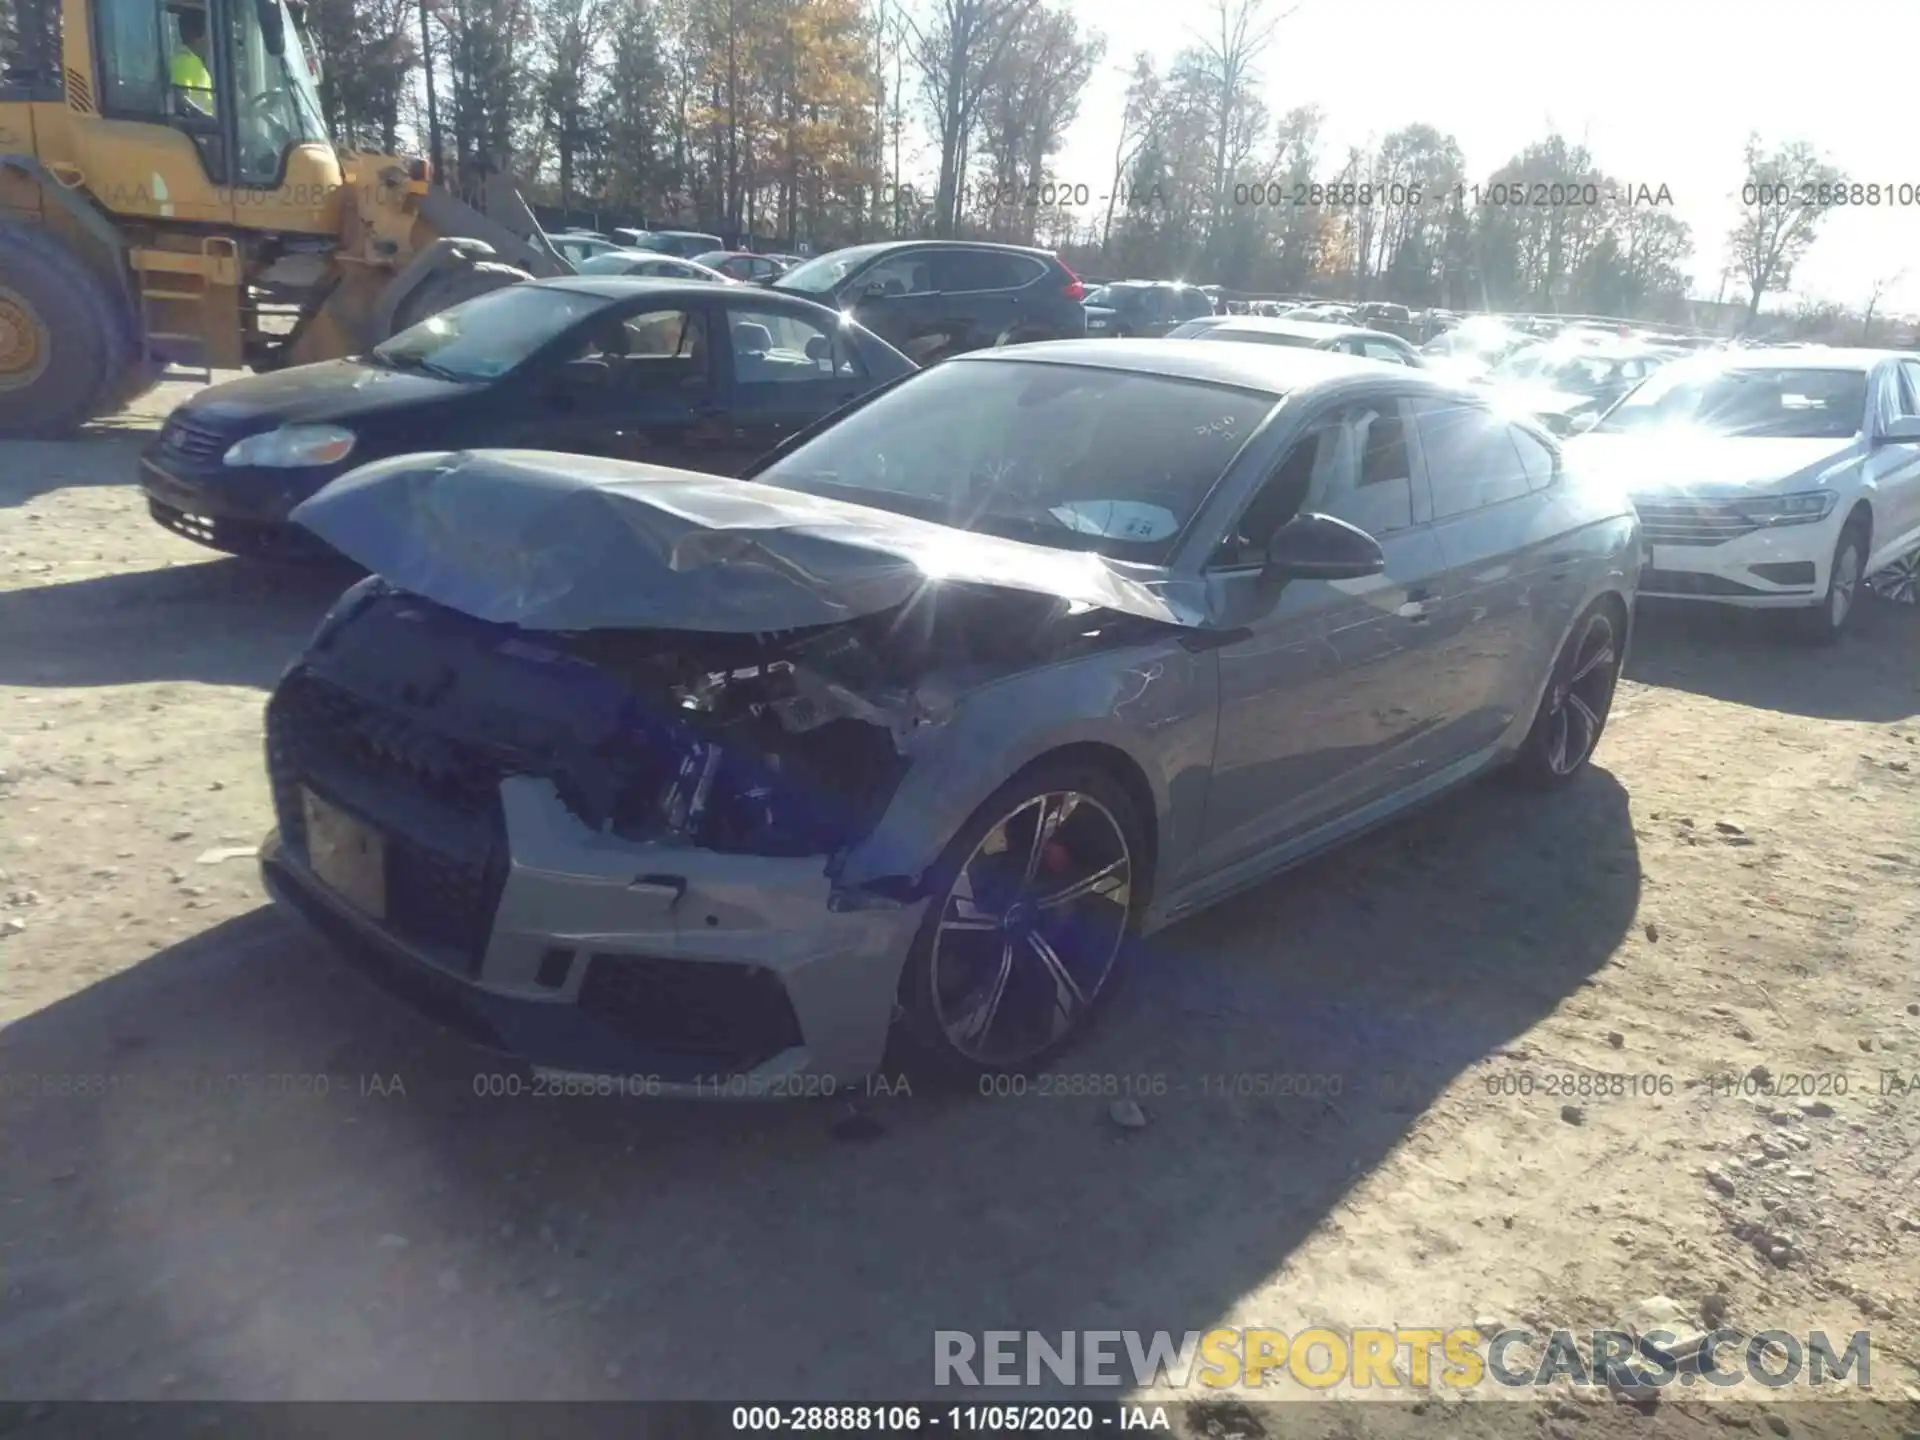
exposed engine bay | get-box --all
[297,578,1157,859]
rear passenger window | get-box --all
[1361,339,1409,364]
[1508,426,1557,491]
[1411,398,1531,519]
[935,251,1044,292]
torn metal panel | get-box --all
[291,449,1207,633]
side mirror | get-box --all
[1567,410,1601,434]
[1264,512,1386,582]
[854,280,890,302]
[1876,415,1920,446]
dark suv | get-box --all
[1083,281,1216,338]
[770,240,1087,364]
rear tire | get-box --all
[389,260,532,335]
[1789,517,1867,645]
[1512,600,1624,788]
[0,225,138,437]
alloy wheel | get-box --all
[929,791,1133,1067]
[1868,548,1920,606]
[1543,612,1619,777]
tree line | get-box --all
[287,0,1862,324]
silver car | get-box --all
[261,343,1641,1091]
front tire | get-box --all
[0,225,138,437]
[893,760,1146,1082]
[1790,518,1867,645]
[1513,601,1624,788]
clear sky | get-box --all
[1045,0,1920,313]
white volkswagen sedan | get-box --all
[1565,348,1920,641]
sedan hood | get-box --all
[291,450,1201,633]
[185,359,482,430]
[1563,432,1863,498]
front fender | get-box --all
[835,637,1220,901]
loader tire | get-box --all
[0,224,139,437]
[389,260,532,335]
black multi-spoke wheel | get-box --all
[1514,603,1622,787]
[896,762,1145,1078]
[1868,547,1920,606]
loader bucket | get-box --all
[417,177,572,280]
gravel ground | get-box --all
[2,380,1918,1436]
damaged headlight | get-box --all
[224,425,357,468]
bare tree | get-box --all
[1726,135,1847,330]
[1861,269,1907,344]
[1190,0,1296,242]
[902,0,1039,235]
[1102,52,1159,253]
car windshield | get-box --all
[771,243,896,295]
[753,359,1274,562]
[1496,348,1634,393]
[1424,323,1520,359]
[1592,364,1868,440]
[370,286,607,381]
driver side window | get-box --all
[571,308,712,388]
[1212,400,1414,567]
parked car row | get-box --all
[125,224,1920,1100]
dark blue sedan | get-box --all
[140,278,913,560]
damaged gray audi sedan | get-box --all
[260,341,1640,1091]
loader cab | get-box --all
[86,0,333,209]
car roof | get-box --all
[827,238,1059,260]
[952,337,1451,397]
[539,275,804,304]
[1196,316,1402,343]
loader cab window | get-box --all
[93,0,173,119]
[225,0,329,186]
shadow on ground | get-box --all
[1624,596,1920,722]
[0,559,347,690]
[0,436,157,510]
[0,764,1639,1400]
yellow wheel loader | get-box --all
[0,0,571,436]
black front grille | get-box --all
[161,415,235,464]
[266,671,510,971]
[578,954,804,1074]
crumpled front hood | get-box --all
[291,450,1201,633]
[1562,433,1863,499]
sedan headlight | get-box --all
[1731,490,1838,528]
[223,425,357,468]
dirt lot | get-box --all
[2,382,1919,1434]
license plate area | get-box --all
[303,788,388,919]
